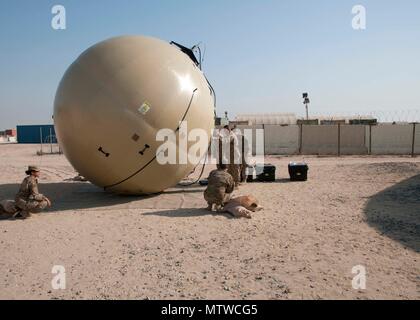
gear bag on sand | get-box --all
[224,195,263,219]
[0,200,19,215]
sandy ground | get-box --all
[0,144,419,300]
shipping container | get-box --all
[16,125,57,144]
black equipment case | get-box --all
[288,162,308,181]
[255,164,276,182]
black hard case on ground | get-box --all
[255,164,276,182]
[288,163,308,181]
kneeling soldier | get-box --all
[204,164,235,211]
[14,166,51,219]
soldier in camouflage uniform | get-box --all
[227,128,241,188]
[217,126,241,188]
[204,164,235,211]
[14,166,51,219]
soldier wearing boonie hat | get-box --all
[14,166,51,219]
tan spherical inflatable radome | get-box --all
[54,35,215,195]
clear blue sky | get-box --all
[1,0,419,129]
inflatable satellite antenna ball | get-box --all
[54,36,215,195]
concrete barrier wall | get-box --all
[301,125,339,155]
[370,124,414,155]
[216,124,419,156]
[340,125,368,155]
[264,125,299,155]
[415,124,420,155]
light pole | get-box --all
[303,93,310,120]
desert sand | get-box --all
[0,144,419,300]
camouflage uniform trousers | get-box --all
[227,164,241,187]
[15,198,49,215]
[240,163,248,184]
